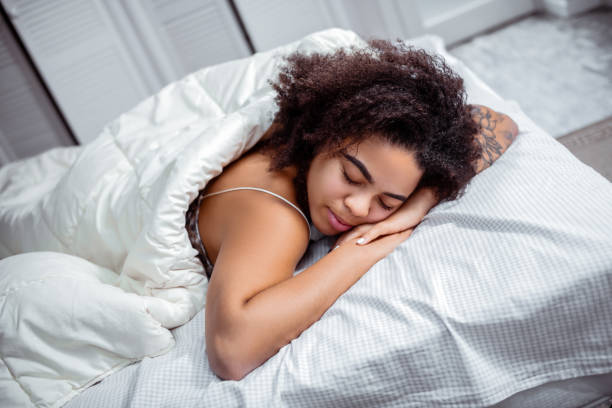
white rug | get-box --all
[450,9,612,139]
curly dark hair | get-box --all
[256,39,481,214]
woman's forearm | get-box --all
[215,241,382,380]
[407,186,438,214]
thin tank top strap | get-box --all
[202,187,311,236]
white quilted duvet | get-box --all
[0,28,364,408]
[2,29,612,408]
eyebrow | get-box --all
[342,153,408,202]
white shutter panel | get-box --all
[234,0,341,52]
[4,0,152,144]
[0,129,16,165]
[399,0,536,46]
[0,11,72,162]
[126,0,252,83]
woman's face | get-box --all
[307,137,424,236]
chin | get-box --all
[317,223,337,236]
[310,206,335,236]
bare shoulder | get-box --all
[205,150,298,203]
[207,189,310,309]
[470,104,519,172]
[198,149,303,254]
[470,104,519,142]
[202,151,309,308]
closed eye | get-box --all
[342,169,360,185]
[344,168,393,210]
[379,198,392,211]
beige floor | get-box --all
[557,115,612,181]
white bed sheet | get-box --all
[66,303,612,408]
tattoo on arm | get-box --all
[503,130,515,142]
[471,105,504,169]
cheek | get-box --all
[311,166,342,201]
[366,202,403,224]
[326,175,345,195]
[321,173,349,203]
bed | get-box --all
[1,29,611,408]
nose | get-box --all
[344,192,370,219]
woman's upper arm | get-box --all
[470,104,519,173]
[204,193,309,333]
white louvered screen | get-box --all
[0,129,15,165]
[396,0,536,46]
[126,0,252,84]
[234,0,341,52]
[4,0,152,144]
[0,11,72,163]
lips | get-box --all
[327,208,352,232]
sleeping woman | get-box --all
[188,39,519,380]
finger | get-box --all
[387,227,414,244]
[367,227,414,257]
[357,224,390,245]
[335,230,359,246]
[337,224,375,246]
[385,227,415,246]
[335,228,363,246]
[335,236,348,247]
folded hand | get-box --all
[334,186,438,247]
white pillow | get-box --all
[212,33,612,407]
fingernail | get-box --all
[356,238,365,245]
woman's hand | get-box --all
[334,186,438,247]
[335,227,416,261]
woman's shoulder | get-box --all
[205,150,299,207]
[201,149,307,237]
[197,150,308,264]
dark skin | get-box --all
[200,104,519,381]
